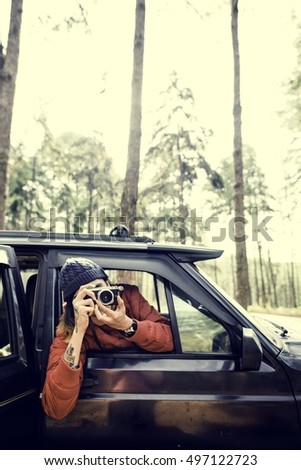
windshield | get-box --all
[193,262,282,348]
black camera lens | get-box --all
[98,289,114,306]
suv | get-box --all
[0,228,301,450]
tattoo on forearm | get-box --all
[64,344,77,368]
[74,312,79,333]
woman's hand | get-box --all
[72,283,132,332]
[93,295,132,330]
[72,284,104,334]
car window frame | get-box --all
[47,249,246,362]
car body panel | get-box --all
[44,350,300,449]
[0,231,300,449]
[0,245,40,449]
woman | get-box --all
[41,257,174,420]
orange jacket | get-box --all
[41,285,174,420]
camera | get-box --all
[91,285,124,307]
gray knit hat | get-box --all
[60,257,108,300]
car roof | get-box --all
[0,230,223,263]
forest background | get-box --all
[0,0,301,315]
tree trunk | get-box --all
[0,0,23,229]
[87,173,94,233]
[267,251,278,308]
[178,138,188,244]
[264,261,272,304]
[120,0,145,234]
[286,263,292,307]
[213,259,218,284]
[230,0,251,308]
[253,257,260,305]
[231,254,237,298]
[290,260,297,308]
[257,241,267,307]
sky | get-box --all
[1,0,301,260]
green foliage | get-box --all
[7,127,119,232]
[203,146,275,217]
[201,254,301,310]
[286,24,301,132]
[7,145,46,229]
[284,22,301,197]
[140,71,222,241]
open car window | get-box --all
[171,284,233,354]
[55,266,233,356]
[105,269,168,314]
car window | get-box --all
[0,270,12,357]
[105,270,166,313]
[16,254,40,321]
[171,284,232,354]
[16,255,40,286]
[74,268,232,355]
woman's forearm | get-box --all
[63,329,85,369]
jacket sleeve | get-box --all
[41,336,86,420]
[125,285,174,352]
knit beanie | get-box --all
[60,257,108,300]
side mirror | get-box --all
[241,328,262,371]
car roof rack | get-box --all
[0,225,223,261]
[0,225,155,243]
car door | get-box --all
[0,246,39,449]
[43,252,301,450]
